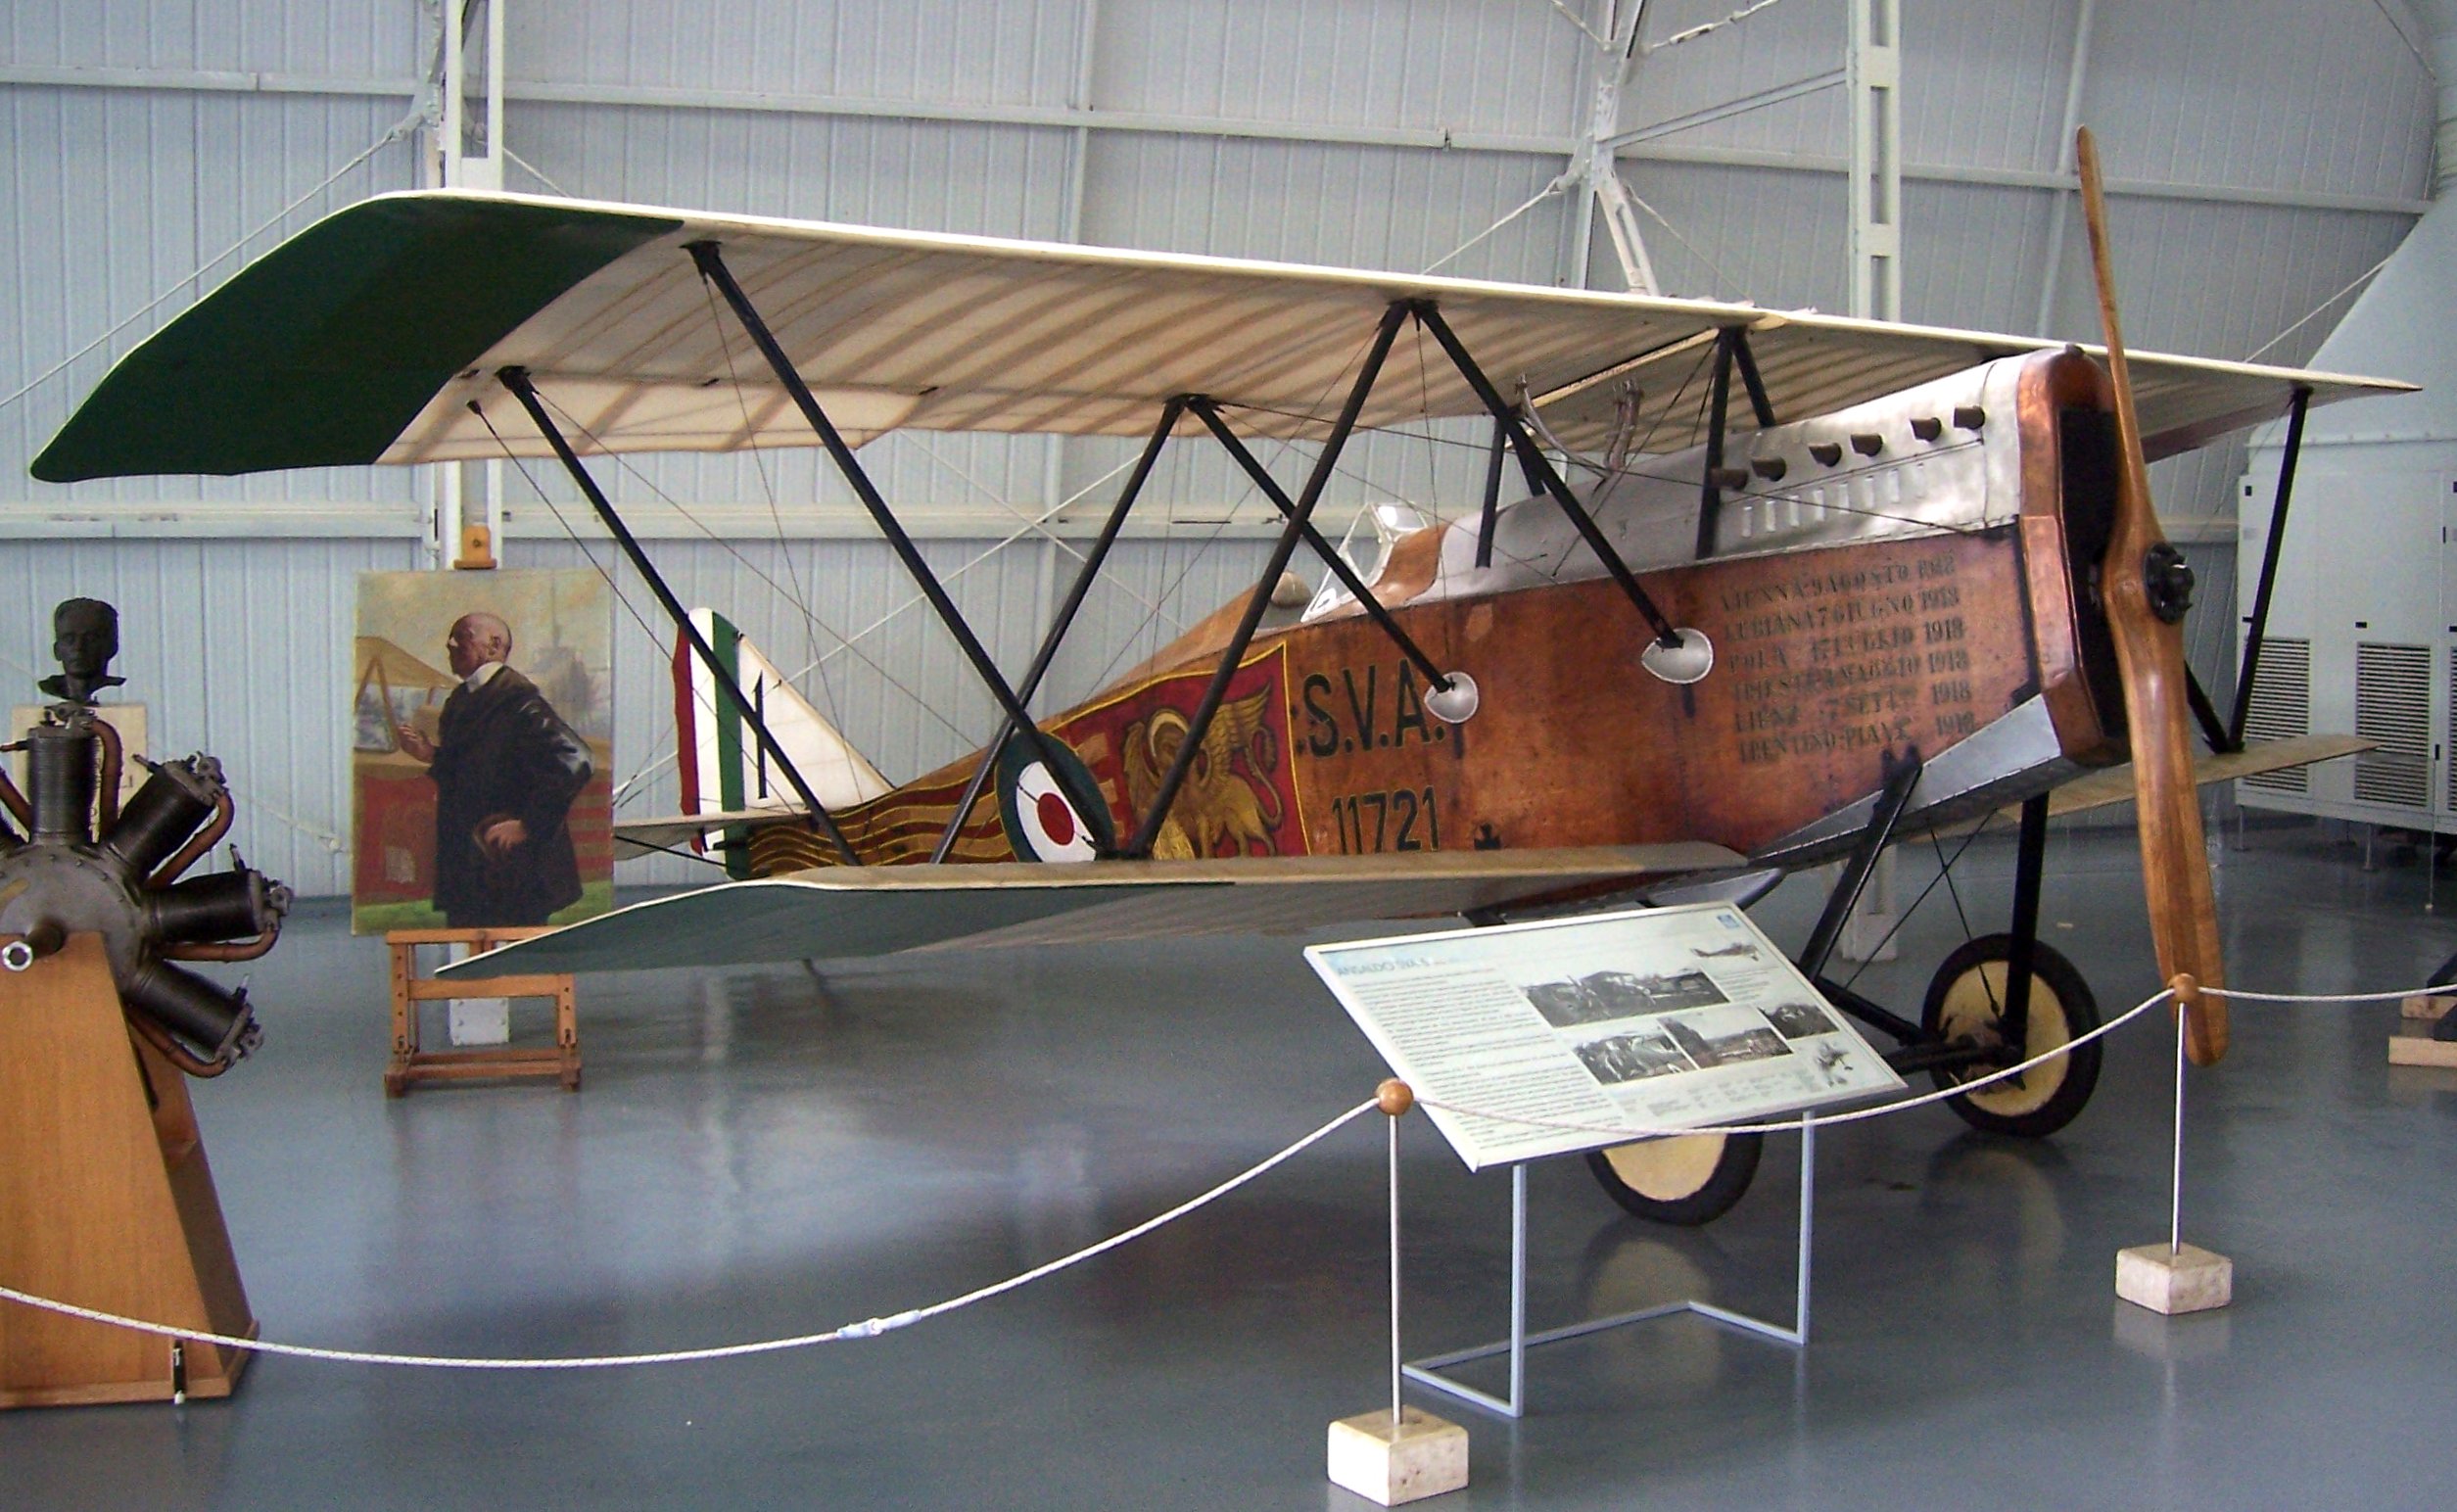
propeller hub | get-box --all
[2143,543,2195,624]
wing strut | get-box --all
[1412,304,1685,651]
[1186,397,1458,696]
[926,397,1188,863]
[1797,749,1922,983]
[495,368,865,868]
[1694,330,1737,560]
[1475,414,1508,569]
[1693,328,1779,561]
[688,241,1112,852]
[1732,328,1776,429]
[2185,667,2233,755]
[2227,384,2312,751]
[1124,301,1412,858]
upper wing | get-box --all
[437,842,1744,977]
[34,189,2409,483]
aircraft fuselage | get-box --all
[748,350,2127,874]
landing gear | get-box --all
[1921,933,2102,1137]
[1584,1133,1764,1227]
[1583,785,2107,1228]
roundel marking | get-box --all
[995,732,1111,864]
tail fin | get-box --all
[674,610,891,874]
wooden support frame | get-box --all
[386,927,580,1095]
[1,934,257,1409]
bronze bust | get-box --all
[39,597,125,704]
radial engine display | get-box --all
[0,599,288,1074]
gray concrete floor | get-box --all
[6,821,2455,1510]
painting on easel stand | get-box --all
[352,570,613,933]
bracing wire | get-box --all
[471,409,686,664]
[1,108,421,416]
[699,275,840,733]
[527,390,979,752]
[1076,321,1390,696]
[1839,812,2000,995]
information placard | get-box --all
[1306,904,1904,1170]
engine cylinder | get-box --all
[103,755,224,876]
[122,957,260,1063]
[25,724,98,843]
[149,870,285,944]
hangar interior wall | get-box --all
[0,1,2435,893]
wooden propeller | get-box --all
[2075,127,2228,1065]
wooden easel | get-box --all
[386,927,581,1095]
[0,934,256,1409]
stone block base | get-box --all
[2116,1242,2233,1315]
[1328,1407,1468,1505]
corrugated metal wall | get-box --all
[1,0,2435,892]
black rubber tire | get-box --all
[1584,1132,1764,1227]
[1921,932,2103,1139]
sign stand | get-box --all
[1405,1113,1815,1420]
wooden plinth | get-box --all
[0,934,257,1409]
[386,928,580,1096]
[2388,1030,2457,1068]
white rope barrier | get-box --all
[1417,973,2457,1144]
[1422,983,2176,1144]
[2,973,2445,1375]
[2202,983,2440,1004]
[0,1100,1377,1372]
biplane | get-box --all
[32,135,2402,1222]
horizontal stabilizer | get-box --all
[615,808,797,861]
[439,843,1745,977]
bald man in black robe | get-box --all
[397,613,593,927]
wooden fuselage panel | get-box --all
[751,351,2123,874]
[1267,525,2041,859]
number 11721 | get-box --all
[1331,786,1439,854]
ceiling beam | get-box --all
[3,64,2423,217]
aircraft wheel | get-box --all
[1921,933,2103,1138]
[1585,1132,1763,1226]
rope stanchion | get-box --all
[0,1099,1379,1372]
[2170,995,2190,1257]
[1377,1078,1414,1429]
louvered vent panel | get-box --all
[2447,645,2457,814]
[2354,642,2431,809]
[2241,638,2311,794]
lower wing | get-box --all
[2023,732,2369,822]
[439,842,1744,977]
